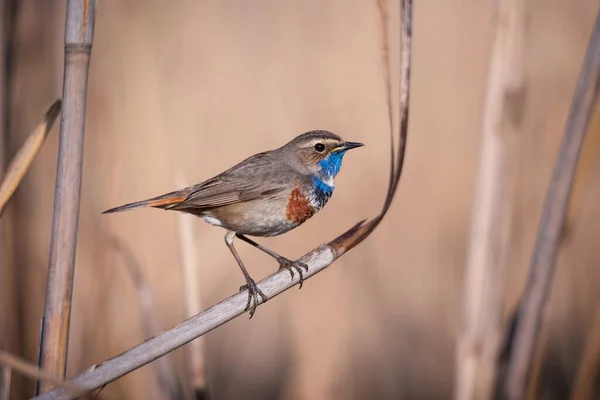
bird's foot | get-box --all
[239,278,268,319]
[277,257,309,289]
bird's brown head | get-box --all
[281,130,364,178]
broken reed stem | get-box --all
[38,0,96,394]
[33,1,413,398]
[0,100,61,217]
[454,1,526,399]
[502,9,600,400]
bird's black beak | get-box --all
[334,141,364,152]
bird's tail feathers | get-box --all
[102,191,187,214]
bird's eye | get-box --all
[314,143,325,152]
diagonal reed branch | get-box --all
[35,1,412,399]
[0,100,61,217]
[38,0,96,394]
[501,8,600,400]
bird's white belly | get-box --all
[241,200,296,236]
[199,199,296,237]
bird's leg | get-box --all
[224,231,267,318]
[235,233,309,289]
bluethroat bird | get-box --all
[103,130,363,317]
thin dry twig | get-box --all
[454,1,526,399]
[502,8,600,400]
[35,1,413,398]
[0,100,61,217]
[175,174,208,399]
[109,238,185,400]
[38,0,96,394]
[0,350,84,397]
[329,0,412,254]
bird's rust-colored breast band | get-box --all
[286,188,315,224]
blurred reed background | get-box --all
[1,0,599,399]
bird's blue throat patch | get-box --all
[310,150,348,205]
[318,150,345,178]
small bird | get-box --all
[103,130,363,317]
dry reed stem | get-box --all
[502,8,600,400]
[175,174,208,399]
[0,350,84,397]
[109,238,185,400]
[0,100,61,217]
[454,1,526,399]
[38,0,96,394]
[33,1,413,398]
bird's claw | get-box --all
[277,258,309,289]
[239,278,268,318]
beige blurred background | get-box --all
[1,0,599,399]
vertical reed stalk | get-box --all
[38,0,96,394]
[455,1,526,399]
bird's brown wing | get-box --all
[168,151,293,211]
